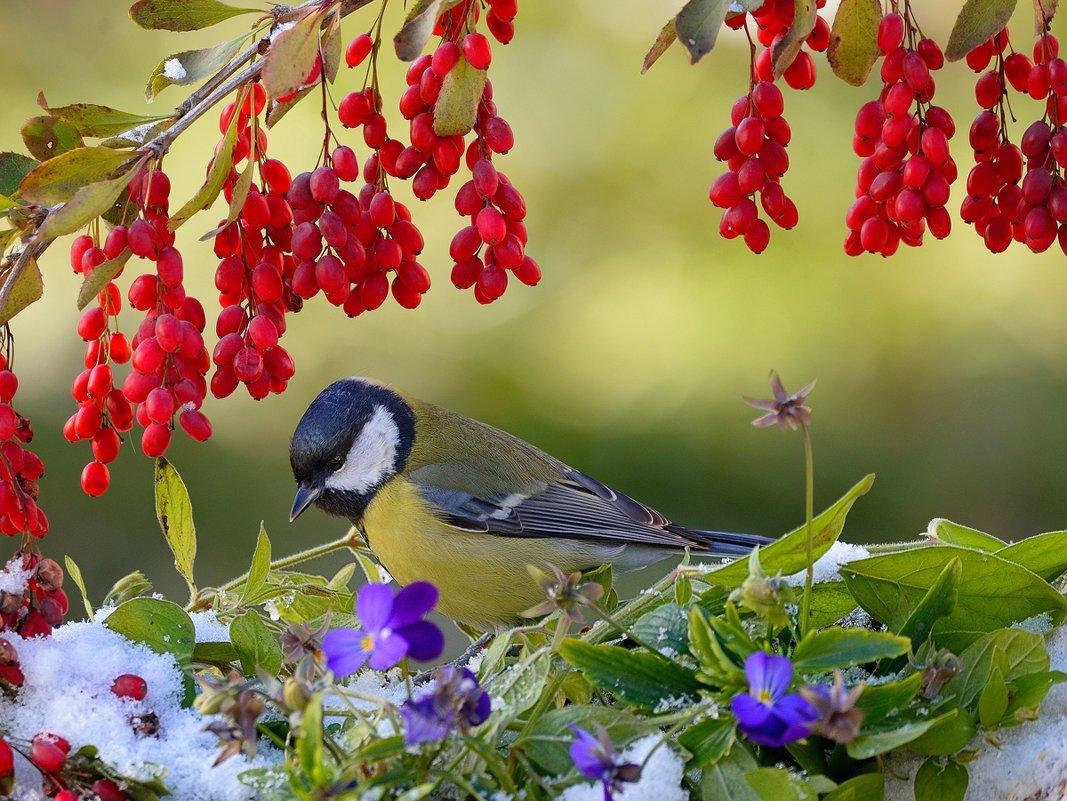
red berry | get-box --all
[29,734,69,774]
[461,33,492,69]
[141,423,172,458]
[179,409,213,442]
[111,673,148,701]
[92,779,128,801]
[345,33,374,68]
[878,13,904,53]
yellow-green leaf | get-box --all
[63,555,94,619]
[945,0,1019,62]
[38,94,173,138]
[674,0,728,65]
[146,36,248,102]
[642,19,678,73]
[21,115,83,161]
[772,0,818,78]
[18,147,133,205]
[169,105,239,229]
[434,60,487,136]
[129,0,259,31]
[827,0,882,86]
[0,258,43,325]
[77,248,132,311]
[155,457,197,596]
[394,0,464,61]
[239,524,272,606]
[261,9,326,101]
[230,610,283,675]
[0,152,38,196]
[36,164,140,240]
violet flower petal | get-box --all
[357,583,395,631]
[389,582,439,628]
[322,628,371,678]
[366,631,409,670]
[397,620,445,662]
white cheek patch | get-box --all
[323,405,400,494]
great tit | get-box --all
[289,377,771,631]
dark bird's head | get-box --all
[289,378,416,523]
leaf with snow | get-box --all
[827,0,881,86]
[642,19,678,73]
[18,146,133,205]
[37,93,173,138]
[674,0,728,65]
[129,0,260,31]
[146,36,248,101]
[261,9,325,101]
[945,0,1019,62]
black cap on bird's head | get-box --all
[289,378,416,523]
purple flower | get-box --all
[568,724,641,801]
[400,666,491,746]
[322,582,444,677]
[731,651,819,748]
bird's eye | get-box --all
[327,456,345,472]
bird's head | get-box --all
[289,377,416,523]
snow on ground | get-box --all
[783,541,871,586]
[558,734,687,801]
[885,623,1067,801]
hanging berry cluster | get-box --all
[1,554,66,674]
[708,0,828,252]
[0,349,46,537]
[844,8,955,256]
[961,24,1067,254]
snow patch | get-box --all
[558,735,686,801]
[161,58,186,81]
[783,541,870,586]
[0,556,33,595]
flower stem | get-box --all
[800,423,815,636]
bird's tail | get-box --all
[668,525,774,556]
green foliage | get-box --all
[433,61,487,137]
[827,0,882,85]
[0,258,43,325]
[129,0,260,32]
[155,457,198,599]
[674,0,729,65]
[146,37,249,101]
[946,0,1020,61]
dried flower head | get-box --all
[521,565,604,623]
[743,371,816,432]
[917,648,962,700]
[401,666,491,746]
[801,671,864,743]
[280,612,332,665]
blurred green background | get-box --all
[2,1,1066,608]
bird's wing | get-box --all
[408,464,706,549]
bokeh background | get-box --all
[2,1,1066,610]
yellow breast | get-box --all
[361,478,612,631]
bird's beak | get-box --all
[290,483,322,522]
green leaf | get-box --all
[846,710,959,759]
[745,768,816,801]
[38,95,173,138]
[321,12,343,84]
[701,746,760,801]
[63,555,93,618]
[996,530,1067,581]
[678,715,736,768]
[37,164,140,240]
[956,629,1048,707]
[485,647,550,731]
[105,598,195,667]
[808,582,860,628]
[261,9,325,101]
[674,0,728,65]
[19,147,133,205]
[129,0,259,31]
[0,258,44,325]
[632,602,690,659]
[433,60,487,137]
[840,546,1067,644]
[230,610,283,676]
[708,475,874,587]
[0,152,38,197]
[915,758,968,801]
[169,104,238,229]
[394,0,464,61]
[146,36,248,101]
[21,116,83,161]
[155,457,197,596]
[927,518,1005,551]
[978,665,1009,727]
[519,706,650,775]
[823,774,884,801]
[855,673,922,723]
[827,0,883,86]
[239,525,272,606]
[559,639,702,710]
[907,708,977,755]
[771,0,818,78]
[77,248,132,311]
[946,0,1019,61]
[296,695,326,783]
[193,641,239,665]
[882,557,961,673]
[642,19,678,73]
[792,627,910,672]
[1004,670,1067,720]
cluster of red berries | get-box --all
[0,555,67,660]
[25,731,129,801]
[961,30,1067,253]
[741,0,829,91]
[435,0,518,45]
[844,10,955,256]
[0,359,46,536]
[710,82,796,252]
[211,88,298,399]
[67,169,212,496]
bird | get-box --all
[289,377,772,631]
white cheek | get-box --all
[323,406,400,494]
